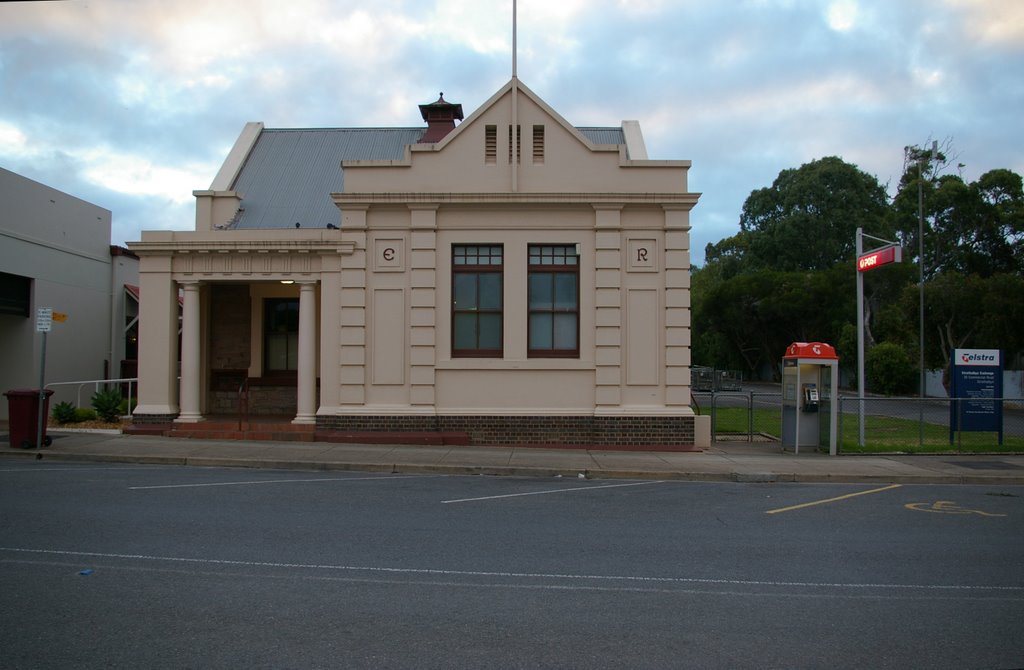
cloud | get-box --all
[944,0,1024,47]
[0,0,1022,262]
[826,0,859,32]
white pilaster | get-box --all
[294,281,318,424]
[133,254,179,417]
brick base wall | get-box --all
[210,387,297,416]
[317,414,696,447]
[131,413,178,424]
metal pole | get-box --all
[856,227,865,446]
[710,392,717,442]
[917,142,936,448]
[36,331,47,449]
[917,150,926,448]
[748,391,754,443]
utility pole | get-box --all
[917,141,937,446]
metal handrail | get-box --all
[44,377,138,416]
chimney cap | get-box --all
[419,92,464,122]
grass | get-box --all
[700,407,1023,454]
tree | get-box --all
[697,267,854,380]
[893,145,1024,278]
[887,272,1024,387]
[736,157,891,272]
[694,148,1023,381]
[696,157,891,377]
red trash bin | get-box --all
[4,389,54,449]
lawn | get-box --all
[700,406,1023,454]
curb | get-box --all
[3,449,1024,485]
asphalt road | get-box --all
[2,462,1022,669]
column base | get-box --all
[174,412,204,424]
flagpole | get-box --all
[511,0,519,192]
[512,0,517,78]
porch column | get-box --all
[176,281,203,423]
[293,281,318,424]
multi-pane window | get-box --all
[452,245,503,357]
[264,298,299,372]
[528,244,579,358]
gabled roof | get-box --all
[229,127,426,230]
[226,124,625,231]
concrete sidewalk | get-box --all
[2,428,1024,485]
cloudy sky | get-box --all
[2,0,1022,264]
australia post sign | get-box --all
[950,348,1003,444]
[857,245,902,272]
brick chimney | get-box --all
[418,92,463,143]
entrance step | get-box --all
[168,419,315,442]
[316,431,471,446]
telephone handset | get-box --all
[801,384,819,413]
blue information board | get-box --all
[949,349,1003,444]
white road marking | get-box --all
[2,547,1021,595]
[442,480,665,503]
[129,474,429,490]
[0,466,165,473]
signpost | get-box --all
[950,349,1003,445]
[855,228,903,447]
[35,308,52,450]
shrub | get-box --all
[74,408,97,422]
[90,388,123,422]
[52,401,77,424]
[866,342,917,396]
[118,397,137,415]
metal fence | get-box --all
[693,391,1023,453]
[692,391,782,443]
[44,377,138,416]
[837,396,1023,454]
[692,367,743,392]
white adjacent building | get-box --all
[0,167,139,420]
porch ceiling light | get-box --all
[280,280,294,284]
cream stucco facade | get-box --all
[128,80,710,448]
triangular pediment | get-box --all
[339,78,688,195]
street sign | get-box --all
[36,307,52,333]
[950,348,1003,444]
[857,245,902,272]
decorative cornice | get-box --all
[128,239,355,256]
[332,192,700,208]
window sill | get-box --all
[437,358,595,371]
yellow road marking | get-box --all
[766,484,902,515]
[905,501,1006,517]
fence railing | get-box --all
[692,391,782,443]
[692,367,744,392]
[44,377,139,417]
[837,396,1021,453]
[692,391,1023,453]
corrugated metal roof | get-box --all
[231,128,424,230]
[577,127,625,145]
[230,125,623,230]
